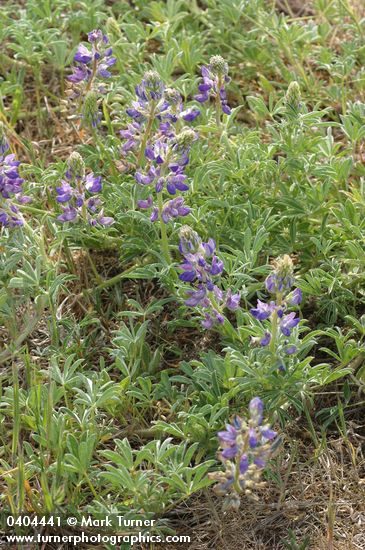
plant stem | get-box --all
[137,103,156,167]
[215,80,222,129]
[157,191,171,263]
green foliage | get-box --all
[1,0,364,545]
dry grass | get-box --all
[161,422,365,550]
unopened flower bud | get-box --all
[179,225,202,256]
[209,55,229,76]
[142,71,164,101]
[175,127,197,149]
[105,17,122,40]
[165,88,182,105]
[0,122,9,155]
[82,91,100,128]
[67,152,85,180]
[249,397,264,426]
[285,81,302,115]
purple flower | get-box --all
[280,312,299,336]
[248,428,258,448]
[67,29,115,114]
[58,206,78,222]
[162,197,190,222]
[288,288,302,306]
[55,152,113,226]
[85,173,102,193]
[285,344,297,355]
[225,289,240,310]
[137,195,153,209]
[181,107,201,121]
[194,55,231,116]
[250,299,275,321]
[0,137,29,227]
[74,44,93,64]
[260,331,271,347]
[185,287,207,307]
[210,398,278,509]
[218,424,238,445]
[260,426,277,441]
[239,454,249,474]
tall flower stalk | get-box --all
[135,129,197,263]
[178,226,240,329]
[250,255,303,366]
[195,55,231,130]
[209,397,278,511]
[55,152,113,226]
[122,71,200,167]
[66,29,116,128]
[0,124,31,228]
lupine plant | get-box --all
[121,71,200,167]
[250,255,302,368]
[55,152,113,226]
[66,29,116,127]
[195,55,231,127]
[0,124,30,227]
[209,397,278,511]
[178,226,240,328]
[1,1,364,547]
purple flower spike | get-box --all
[0,131,29,227]
[210,399,278,510]
[178,226,242,330]
[54,152,113,226]
[67,29,115,121]
[194,55,231,118]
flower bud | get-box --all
[174,127,197,149]
[67,152,85,180]
[209,55,229,76]
[179,225,202,256]
[0,122,9,155]
[142,70,164,101]
[266,254,294,293]
[275,254,293,276]
[105,17,122,41]
[249,397,264,426]
[82,91,100,128]
[164,88,182,105]
[285,81,301,114]
[88,29,103,44]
